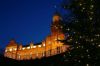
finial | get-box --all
[54,4,57,9]
[53,4,58,11]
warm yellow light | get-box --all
[33,46,36,48]
[38,45,42,47]
[48,41,51,44]
[27,47,30,49]
[9,48,12,51]
[30,46,33,48]
[58,38,60,40]
[43,44,45,46]
[55,38,57,40]
[22,47,25,50]
[5,50,7,52]
[14,48,17,51]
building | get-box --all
[4,12,69,60]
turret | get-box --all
[5,39,18,52]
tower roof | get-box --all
[6,39,17,47]
[53,11,61,17]
[52,11,62,22]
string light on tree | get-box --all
[90,5,94,9]
[86,64,89,66]
[90,12,94,14]
[89,17,93,20]
[98,44,100,47]
[91,39,93,42]
[61,0,100,66]
[82,7,85,10]
[95,34,100,37]
[78,60,81,63]
[86,49,89,52]
[79,36,82,38]
[79,3,82,6]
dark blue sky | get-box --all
[0,0,69,49]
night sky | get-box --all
[0,0,69,49]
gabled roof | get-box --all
[7,40,17,47]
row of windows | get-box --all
[5,44,46,52]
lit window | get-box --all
[43,52,45,56]
[9,48,12,51]
[58,38,60,40]
[36,53,38,56]
[38,45,41,47]
[14,48,17,51]
[55,38,57,40]
[30,46,33,48]
[22,47,25,50]
[43,44,45,46]
[18,55,20,59]
[27,47,30,49]
[33,46,36,48]
[5,50,7,52]
[48,41,51,44]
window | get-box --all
[14,48,17,51]
[33,46,36,48]
[27,46,30,49]
[43,44,45,46]
[38,45,41,47]
[5,50,7,52]
[9,48,12,51]
[18,55,20,59]
[22,47,25,50]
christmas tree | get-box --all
[60,0,100,66]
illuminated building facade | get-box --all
[4,12,69,60]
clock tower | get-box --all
[51,12,63,36]
[51,12,65,41]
